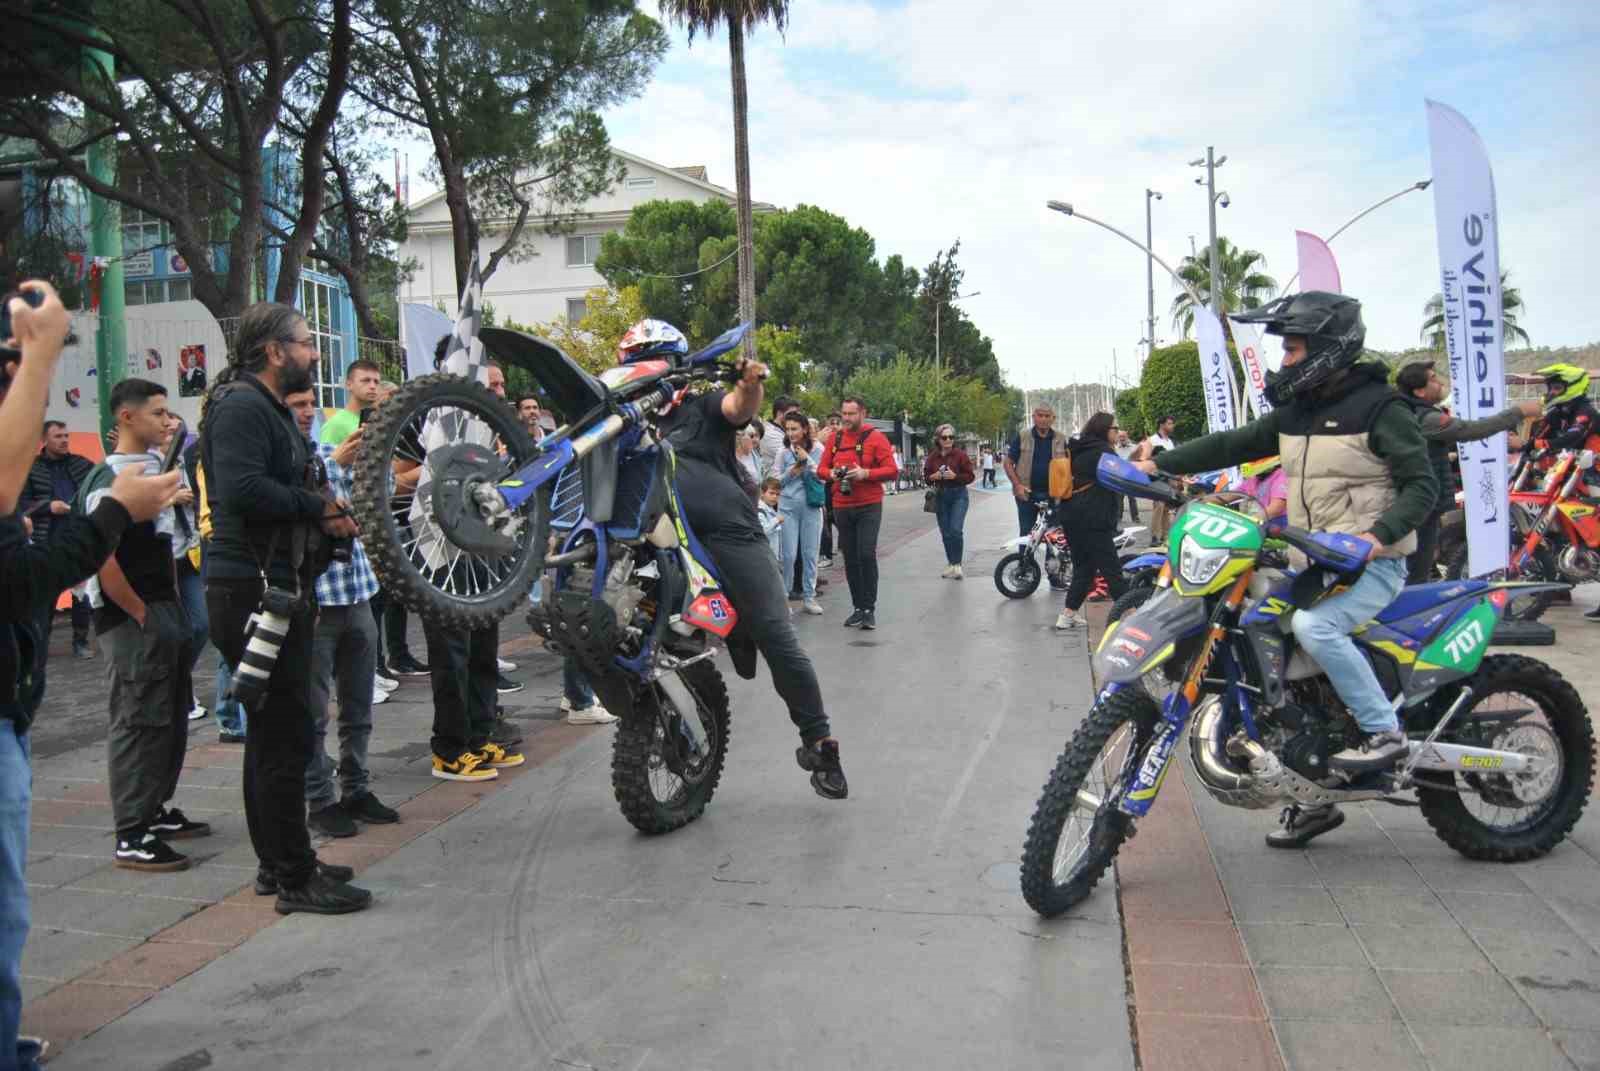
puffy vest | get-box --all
[1015,428,1066,487]
[1277,369,1418,561]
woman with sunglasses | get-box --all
[923,425,975,578]
[1054,411,1129,630]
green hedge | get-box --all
[1138,341,1208,441]
[1115,388,1148,441]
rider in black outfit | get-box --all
[619,319,848,799]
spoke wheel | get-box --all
[995,552,1042,599]
[612,661,731,835]
[1416,654,1593,861]
[351,374,544,630]
[1020,689,1159,917]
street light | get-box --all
[1277,179,1434,294]
[935,289,981,378]
[1144,189,1162,364]
[1046,201,1204,310]
[1190,148,1227,313]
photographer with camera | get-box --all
[201,302,371,916]
[820,397,896,630]
[0,281,181,1070]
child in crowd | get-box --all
[758,477,784,558]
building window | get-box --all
[125,279,181,305]
[625,176,656,190]
[167,278,192,302]
[122,205,164,256]
[300,276,345,408]
[565,233,602,267]
[565,297,588,323]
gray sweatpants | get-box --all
[306,601,378,809]
[100,601,194,835]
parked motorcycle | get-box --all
[1020,454,1593,918]
[353,324,757,834]
[994,512,1147,598]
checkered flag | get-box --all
[411,255,497,571]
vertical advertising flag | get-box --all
[1195,306,1242,485]
[1294,230,1343,294]
[1427,100,1508,577]
[1227,317,1274,418]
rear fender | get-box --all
[1092,586,1207,684]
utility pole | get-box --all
[1191,148,1228,312]
[84,40,125,444]
[1145,188,1161,356]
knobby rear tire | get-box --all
[1020,689,1159,918]
[611,660,731,835]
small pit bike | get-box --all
[353,324,758,834]
[1019,454,1593,918]
[994,511,1147,599]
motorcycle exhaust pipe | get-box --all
[1188,695,1279,809]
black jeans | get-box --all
[1063,526,1129,612]
[207,577,318,889]
[706,533,830,745]
[834,503,883,611]
[423,619,498,759]
[368,589,387,667]
[819,500,835,560]
[385,597,415,662]
[1407,514,1442,586]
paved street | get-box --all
[18,484,1600,1070]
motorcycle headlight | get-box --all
[1178,537,1230,587]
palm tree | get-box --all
[1420,269,1530,350]
[1168,237,1278,337]
[658,0,789,358]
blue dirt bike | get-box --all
[1020,455,1594,917]
[352,324,756,833]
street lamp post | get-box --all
[935,289,981,378]
[1145,188,1162,360]
[1277,179,1433,294]
[1190,147,1228,313]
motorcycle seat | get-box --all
[1374,579,1489,623]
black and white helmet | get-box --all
[1237,291,1366,405]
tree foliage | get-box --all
[527,283,647,376]
[1420,268,1529,349]
[1169,236,1278,337]
[1138,341,1208,442]
[841,355,1011,441]
[1115,387,1148,441]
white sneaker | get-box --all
[1054,611,1081,631]
[802,598,824,615]
[371,685,390,706]
[374,673,399,692]
[940,565,955,579]
[497,657,517,673]
[560,698,618,725]
[950,564,964,580]
[187,704,208,721]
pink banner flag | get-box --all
[1295,230,1342,293]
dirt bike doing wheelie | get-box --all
[352,324,757,834]
[1019,454,1594,918]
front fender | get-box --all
[1000,536,1034,551]
[1122,551,1166,573]
[1092,586,1207,684]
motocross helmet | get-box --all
[1236,291,1365,406]
[1240,455,1281,479]
[1537,363,1589,408]
[617,318,688,365]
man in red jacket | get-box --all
[820,397,898,630]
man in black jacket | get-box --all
[0,281,181,1071]
[202,302,371,917]
[21,421,96,658]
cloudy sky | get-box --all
[418,1,1600,390]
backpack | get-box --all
[1048,450,1095,501]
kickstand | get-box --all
[1378,795,1420,808]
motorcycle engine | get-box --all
[1274,688,1349,785]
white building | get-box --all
[398,149,754,328]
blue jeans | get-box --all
[935,487,969,565]
[1016,494,1053,537]
[201,548,245,735]
[175,557,208,695]
[1290,556,1407,734]
[0,725,39,1071]
[563,656,595,708]
[778,503,822,599]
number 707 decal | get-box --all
[1181,512,1252,544]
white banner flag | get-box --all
[1195,306,1242,485]
[1227,318,1274,418]
[1427,99,1508,577]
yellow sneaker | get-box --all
[432,751,499,782]
[478,742,525,769]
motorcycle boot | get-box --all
[1266,804,1345,849]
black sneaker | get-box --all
[796,739,849,800]
[342,791,399,825]
[842,609,866,628]
[1585,606,1600,622]
[149,807,211,840]
[390,654,430,676]
[115,830,190,871]
[308,802,359,838]
[73,641,94,660]
[219,730,246,744]
[858,610,877,630]
[496,673,525,695]
[1329,730,1409,774]
[1265,804,1345,849]
[255,861,356,896]
[274,871,373,916]
[491,709,525,747]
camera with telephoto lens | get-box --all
[833,466,853,496]
[0,288,79,391]
[225,587,302,712]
